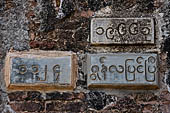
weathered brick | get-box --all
[10,102,45,112]
[46,92,86,101]
[77,0,112,11]
[46,101,87,112]
[55,20,82,30]
[46,92,74,101]
[16,111,46,113]
[73,92,86,100]
[161,102,170,113]
[25,91,44,101]
[160,91,170,101]
[8,91,27,101]
[74,27,89,41]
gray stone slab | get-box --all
[5,51,77,91]
[10,57,71,85]
[86,53,159,89]
[91,18,154,44]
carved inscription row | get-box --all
[5,51,77,91]
[11,58,68,84]
[5,52,159,90]
[91,18,154,44]
[86,53,158,89]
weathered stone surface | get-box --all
[46,91,86,101]
[86,53,158,89]
[46,101,87,112]
[5,50,77,91]
[0,0,169,113]
[91,18,154,44]
[26,91,44,101]
[8,91,27,102]
[10,102,45,112]
[87,91,117,110]
[46,92,73,101]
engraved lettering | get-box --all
[87,53,158,89]
[99,57,106,64]
[8,51,75,91]
[129,23,138,35]
[117,65,124,73]
[109,65,124,73]
[32,65,39,74]
[53,64,60,82]
[137,65,144,73]
[96,27,104,35]
[136,56,144,64]
[125,59,135,81]
[141,27,150,35]
[18,65,27,75]
[101,64,107,80]
[91,18,154,44]
[90,74,97,80]
[148,66,156,73]
[118,23,126,35]
[145,57,156,82]
[90,65,101,80]
[106,27,115,39]
[91,65,99,73]
[148,56,156,63]
[109,65,117,73]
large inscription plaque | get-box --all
[91,18,154,44]
[5,51,77,91]
[86,53,159,89]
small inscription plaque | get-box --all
[5,51,77,91]
[91,18,154,44]
[86,53,159,89]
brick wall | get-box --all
[0,0,170,112]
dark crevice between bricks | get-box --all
[38,0,58,32]
[164,38,170,66]
[61,0,76,17]
[87,91,115,110]
[136,0,155,13]
[111,0,155,12]
[87,0,112,11]
[77,0,112,11]
[0,0,4,12]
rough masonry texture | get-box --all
[0,0,170,113]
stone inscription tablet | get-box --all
[91,18,154,44]
[5,51,77,91]
[86,53,159,89]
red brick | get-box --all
[8,91,27,101]
[26,91,44,101]
[46,101,87,112]
[10,102,45,112]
